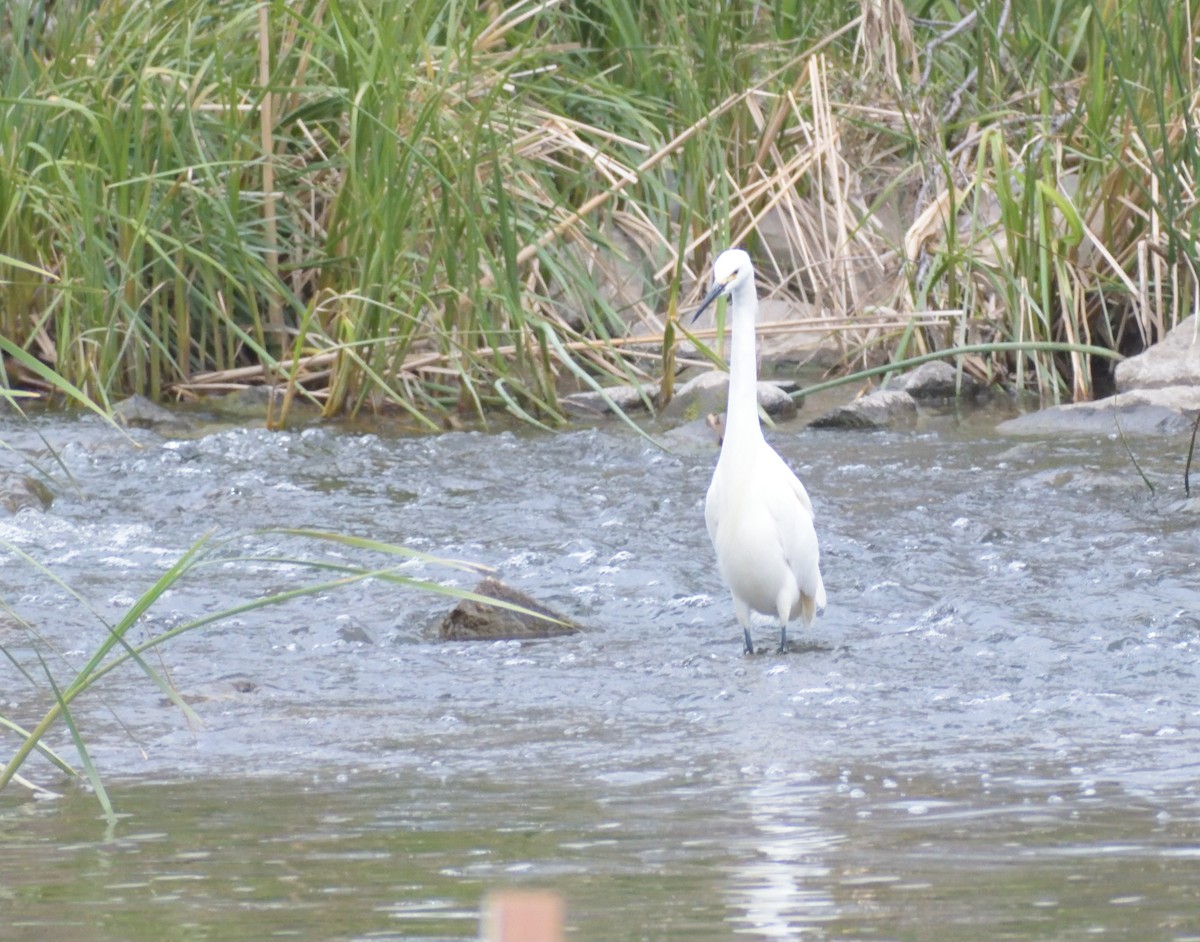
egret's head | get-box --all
[691,248,753,323]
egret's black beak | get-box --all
[690,280,730,323]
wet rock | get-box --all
[212,384,288,419]
[997,316,1198,438]
[888,360,983,401]
[561,382,659,418]
[113,395,193,434]
[337,622,375,645]
[1018,466,1150,493]
[657,415,724,453]
[809,389,918,430]
[996,386,1200,437]
[158,676,259,707]
[0,473,53,513]
[438,578,583,641]
[658,371,797,427]
[1173,496,1200,514]
[1115,315,1200,390]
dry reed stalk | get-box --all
[475,0,565,52]
[856,0,918,88]
[169,311,957,398]
[257,5,283,351]
[511,16,867,289]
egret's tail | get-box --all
[802,573,827,622]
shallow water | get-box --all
[2,404,1199,940]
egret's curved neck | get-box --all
[723,279,762,445]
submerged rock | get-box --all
[438,577,583,641]
[113,394,193,434]
[0,473,53,513]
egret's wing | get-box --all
[703,466,722,544]
[762,450,824,612]
[778,452,814,517]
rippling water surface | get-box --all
[2,405,1198,940]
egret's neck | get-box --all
[723,280,763,445]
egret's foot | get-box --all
[780,639,835,655]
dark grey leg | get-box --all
[743,626,754,654]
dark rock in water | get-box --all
[113,395,193,434]
[212,384,289,418]
[888,360,983,401]
[809,389,917,430]
[337,622,375,645]
[439,578,583,641]
[0,473,53,513]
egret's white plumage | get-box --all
[693,249,825,654]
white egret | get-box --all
[692,249,826,654]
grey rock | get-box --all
[1173,496,1200,514]
[439,578,583,641]
[1116,315,1200,391]
[997,386,1200,436]
[809,389,918,430]
[0,473,53,513]
[889,360,983,400]
[213,385,287,418]
[113,394,193,433]
[561,382,659,418]
[658,415,724,453]
[659,371,798,426]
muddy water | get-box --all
[1,405,1199,940]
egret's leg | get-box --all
[775,588,796,654]
[733,598,755,655]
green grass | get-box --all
[0,527,559,819]
[1,0,1197,421]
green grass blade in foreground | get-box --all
[37,647,115,825]
[0,539,204,729]
[0,714,78,778]
[0,335,123,429]
[205,552,571,624]
[0,253,57,278]
[494,378,558,433]
[0,530,564,802]
[536,321,665,449]
[267,529,489,572]
[0,535,214,792]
